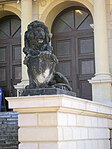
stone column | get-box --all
[89,0,112,102]
[32,0,39,20]
[21,0,32,83]
[6,95,112,149]
[15,0,32,95]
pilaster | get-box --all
[90,0,112,102]
[15,0,33,94]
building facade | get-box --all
[0,0,112,103]
[1,1,112,149]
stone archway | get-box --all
[0,5,21,19]
[40,0,93,32]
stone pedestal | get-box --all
[6,95,112,149]
[89,75,112,102]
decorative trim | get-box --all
[6,95,112,118]
[0,0,21,4]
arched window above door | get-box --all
[52,7,93,33]
[0,15,21,39]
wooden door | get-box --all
[0,15,21,97]
[52,7,94,100]
[76,32,94,99]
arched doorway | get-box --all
[0,15,21,97]
[52,6,95,100]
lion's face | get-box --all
[27,28,46,49]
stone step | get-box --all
[0,112,18,149]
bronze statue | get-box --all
[23,20,72,95]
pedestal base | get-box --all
[21,88,76,97]
[14,80,29,96]
[6,95,112,149]
[89,74,112,102]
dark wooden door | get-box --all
[52,7,94,100]
[0,15,21,97]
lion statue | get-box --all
[23,20,72,91]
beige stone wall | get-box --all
[0,3,21,18]
[6,95,112,149]
[18,113,111,149]
[106,0,112,73]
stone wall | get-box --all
[0,112,18,149]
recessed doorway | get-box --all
[0,15,21,97]
[52,7,95,100]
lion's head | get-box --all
[23,20,51,55]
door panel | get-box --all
[57,61,71,77]
[76,34,94,99]
[53,35,77,92]
[56,40,71,56]
[12,45,21,61]
[78,38,94,54]
[12,44,21,84]
[79,60,94,75]
[79,80,92,99]
[55,39,72,78]
[0,44,10,96]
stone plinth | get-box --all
[6,95,112,149]
[21,88,76,96]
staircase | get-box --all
[0,112,18,149]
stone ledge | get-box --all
[6,95,112,118]
[21,88,76,97]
